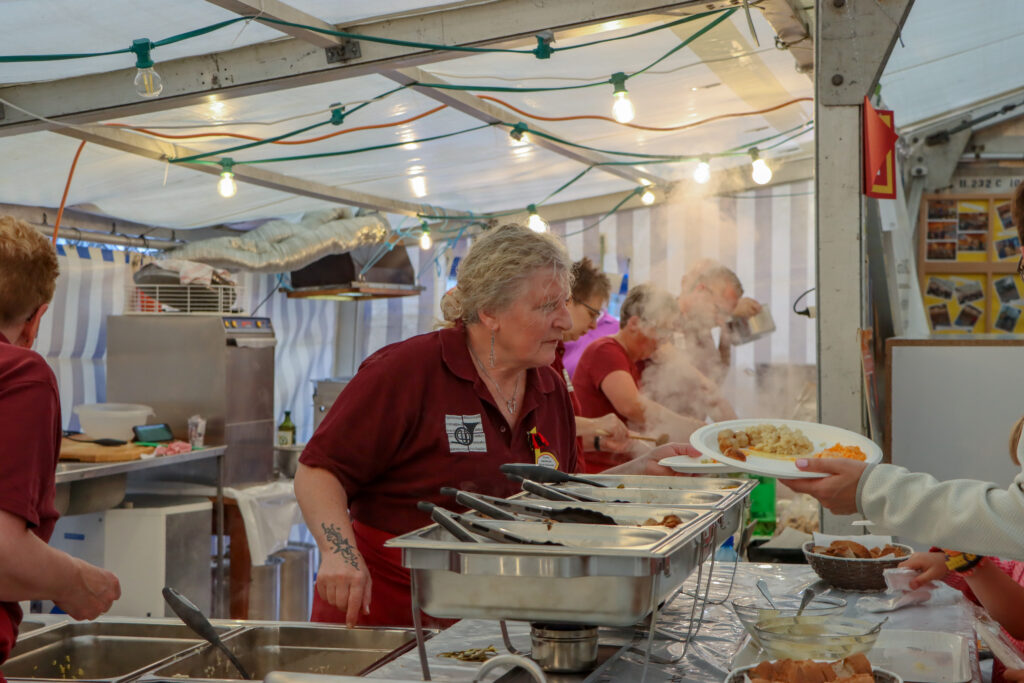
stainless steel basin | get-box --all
[54,464,127,516]
[4,621,228,681]
[149,625,418,681]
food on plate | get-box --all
[810,540,909,559]
[814,444,867,461]
[748,653,873,683]
[642,514,683,528]
[717,425,814,460]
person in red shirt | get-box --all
[574,284,705,473]
[296,225,693,629]
[555,258,630,463]
[0,217,121,676]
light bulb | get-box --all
[217,171,237,198]
[527,209,548,233]
[134,67,163,98]
[693,160,711,185]
[420,230,432,250]
[751,158,773,185]
[641,189,656,205]
[612,91,635,124]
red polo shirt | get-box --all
[572,336,641,473]
[301,324,578,626]
[0,332,62,673]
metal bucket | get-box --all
[273,544,315,621]
[248,556,284,620]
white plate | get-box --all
[658,455,736,473]
[690,419,883,479]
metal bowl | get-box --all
[530,624,598,673]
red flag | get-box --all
[864,96,899,199]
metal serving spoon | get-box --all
[755,578,779,610]
[795,587,816,617]
[162,587,251,680]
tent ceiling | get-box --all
[0,1,818,233]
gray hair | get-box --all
[440,224,572,325]
[619,283,677,328]
[681,260,744,297]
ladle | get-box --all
[755,578,779,610]
[162,587,251,680]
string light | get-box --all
[217,158,237,198]
[749,148,772,185]
[509,122,531,146]
[640,188,656,205]
[527,204,549,233]
[419,223,432,250]
[609,72,635,124]
[693,156,711,184]
[130,39,163,98]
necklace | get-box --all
[467,343,521,415]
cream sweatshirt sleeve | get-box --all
[856,462,1024,559]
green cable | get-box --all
[152,17,252,47]
[216,123,495,165]
[169,84,409,164]
[629,10,735,78]
[562,187,644,238]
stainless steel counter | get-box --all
[55,446,227,483]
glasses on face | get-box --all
[573,298,602,323]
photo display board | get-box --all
[919,194,1022,334]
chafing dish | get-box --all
[3,621,235,682]
[148,624,417,681]
[565,474,753,490]
[388,506,723,626]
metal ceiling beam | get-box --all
[759,0,814,76]
[201,1,672,189]
[53,125,460,218]
[0,0,718,138]
[381,67,672,188]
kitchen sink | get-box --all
[4,621,232,681]
[148,625,418,681]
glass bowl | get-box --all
[730,595,847,647]
[752,615,882,659]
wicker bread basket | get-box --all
[802,541,914,592]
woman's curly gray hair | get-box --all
[440,224,572,325]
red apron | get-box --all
[311,520,455,629]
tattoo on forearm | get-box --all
[321,522,360,569]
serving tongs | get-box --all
[418,501,562,545]
[504,474,606,503]
[442,487,617,525]
[499,463,607,487]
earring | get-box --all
[489,332,496,368]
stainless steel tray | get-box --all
[147,624,418,681]
[571,474,753,490]
[491,501,709,527]
[389,507,722,626]
[3,621,236,682]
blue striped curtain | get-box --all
[33,246,132,432]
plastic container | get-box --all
[74,403,154,441]
[753,615,882,660]
[730,594,847,647]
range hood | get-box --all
[286,243,423,301]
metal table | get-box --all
[55,446,229,617]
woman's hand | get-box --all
[731,297,762,319]
[315,524,372,627]
[591,414,630,453]
[607,442,701,477]
[1005,670,1024,683]
[780,458,869,515]
[898,551,949,590]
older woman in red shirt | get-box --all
[296,225,691,629]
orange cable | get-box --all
[103,105,449,145]
[477,95,813,132]
[53,140,87,245]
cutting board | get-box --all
[60,437,152,462]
